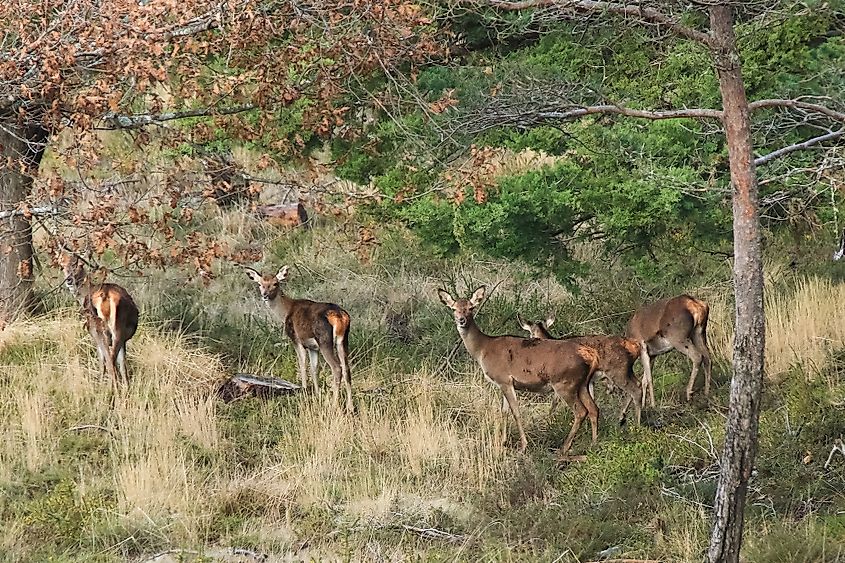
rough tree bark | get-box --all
[0,122,48,325]
[707,6,766,562]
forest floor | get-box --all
[1,207,843,562]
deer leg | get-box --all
[500,382,528,453]
[307,349,320,396]
[501,394,510,414]
[618,394,632,425]
[116,342,129,385]
[678,339,703,402]
[693,329,712,397]
[578,382,599,447]
[108,341,121,388]
[319,342,343,409]
[87,321,108,379]
[293,342,309,392]
[336,334,353,414]
[548,393,559,417]
[94,335,109,379]
[639,344,655,408]
[552,383,585,455]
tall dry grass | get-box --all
[0,301,516,557]
[705,275,845,379]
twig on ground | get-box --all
[139,549,200,563]
[402,524,466,544]
[66,424,114,437]
[585,560,662,563]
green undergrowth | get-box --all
[1,219,844,561]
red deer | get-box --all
[438,287,600,455]
[626,295,712,407]
[244,266,353,413]
[60,252,139,390]
[517,314,643,426]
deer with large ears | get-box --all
[626,294,712,407]
[244,265,353,413]
[60,251,139,390]
[517,314,643,427]
[438,286,601,455]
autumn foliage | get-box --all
[0,0,444,289]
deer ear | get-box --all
[437,289,456,309]
[469,286,486,308]
[276,266,289,282]
[516,313,531,332]
[243,267,262,283]
[545,315,555,329]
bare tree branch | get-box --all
[749,99,845,123]
[99,104,256,130]
[484,0,713,46]
[0,205,63,220]
[535,105,723,121]
[754,128,845,167]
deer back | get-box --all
[569,335,639,373]
[284,298,349,343]
[627,294,707,342]
[476,334,597,390]
[84,282,139,338]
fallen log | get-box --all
[255,202,309,228]
[217,373,301,402]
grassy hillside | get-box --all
[1,205,843,562]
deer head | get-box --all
[437,286,485,330]
[244,265,289,302]
[517,313,555,339]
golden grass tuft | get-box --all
[705,276,845,379]
[765,276,845,379]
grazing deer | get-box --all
[517,314,643,426]
[438,287,600,455]
[244,266,353,413]
[626,294,712,407]
[60,252,139,389]
[834,229,845,261]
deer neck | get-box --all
[267,292,296,322]
[71,277,94,308]
[458,317,490,359]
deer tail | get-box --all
[577,345,601,382]
[686,297,710,332]
[324,309,350,342]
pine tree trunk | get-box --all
[0,121,48,325]
[707,6,766,562]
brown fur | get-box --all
[61,253,139,390]
[519,316,643,426]
[439,288,600,455]
[626,294,713,407]
[245,265,353,413]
